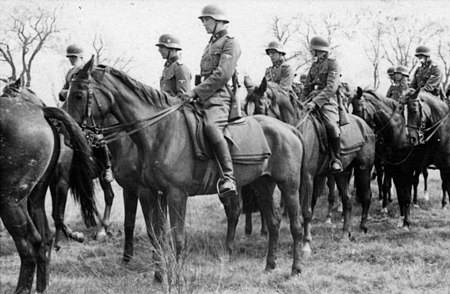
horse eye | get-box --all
[75,93,84,100]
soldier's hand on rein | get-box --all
[306,101,316,111]
[180,93,194,103]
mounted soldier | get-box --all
[264,41,295,92]
[60,44,114,182]
[181,4,241,197]
[155,34,192,97]
[59,44,84,102]
[304,36,343,173]
[385,66,397,98]
[389,65,410,103]
[409,45,445,100]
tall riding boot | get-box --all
[329,136,343,173]
[213,140,237,197]
[102,145,114,182]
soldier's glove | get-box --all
[180,93,194,103]
[306,101,317,111]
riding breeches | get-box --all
[203,95,231,144]
[320,103,340,138]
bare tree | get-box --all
[0,7,58,87]
[436,37,450,89]
[92,34,134,72]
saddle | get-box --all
[310,112,365,155]
[406,98,431,146]
[182,103,271,164]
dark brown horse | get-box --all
[66,57,306,276]
[1,78,115,248]
[0,96,97,293]
[246,78,375,254]
[351,87,450,228]
[2,78,149,262]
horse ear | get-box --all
[81,55,96,75]
[255,77,267,96]
[14,76,23,88]
[356,87,363,99]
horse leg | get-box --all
[1,198,41,294]
[412,170,419,207]
[354,163,372,234]
[139,188,167,282]
[260,210,268,236]
[392,170,413,229]
[241,185,254,236]
[374,159,384,201]
[440,170,450,209]
[422,167,429,201]
[335,171,353,240]
[121,188,139,263]
[28,182,54,293]
[96,178,115,241]
[323,176,336,224]
[255,178,280,272]
[300,174,315,256]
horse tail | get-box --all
[43,107,98,227]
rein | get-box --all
[79,79,187,147]
[421,111,450,143]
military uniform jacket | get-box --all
[193,30,241,103]
[159,56,191,96]
[304,56,340,108]
[387,79,409,101]
[264,60,294,92]
[410,60,443,95]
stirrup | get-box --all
[216,176,237,198]
[329,159,343,173]
[103,168,114,183]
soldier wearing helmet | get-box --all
[59,44,84,102]
[410,45,444,99]
[156,34,192,97]
[304,36,343,173]
[264,41,295,94]
[386,66,399,98]
[181,4,241,198]
[388,65,410,102]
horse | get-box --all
[65,56,306,276]
[1,78,150,262]
[1,78,116,248]
[246,78,375,252]
[351,87,450,228]
[0,96,98,293]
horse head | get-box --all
[1,77,46,106]
[352,87,408,148]
[67,55,111,128]
[245,77,271,116]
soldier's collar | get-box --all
[164,55,179,67]
[272,59,284,67]
[210,29,228,43]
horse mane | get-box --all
[94,65,176,108]
[363,88,400,113]
[418,91,449,121]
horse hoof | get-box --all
[264,263,276,272]
[302,244,311,258]
[402,226,410,232]
[96,231,107,242]
[381,207,388,214]
[442,205,448,210]
[291,267,302,276]
[72,232,85,243]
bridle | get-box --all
[73,77,186,147]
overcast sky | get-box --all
[2,0,449,105]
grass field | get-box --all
[1,170,450,294]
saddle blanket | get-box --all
[183,104,271,165]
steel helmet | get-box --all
[415,45,431,57]
[198,4,229,23]
[265,41,286,55]
[394,65,409,77]
[387,67,395,76]
[155,34,182,50]
[300,74,307,83]
[309,36,330,52]
[66,44,83,57]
